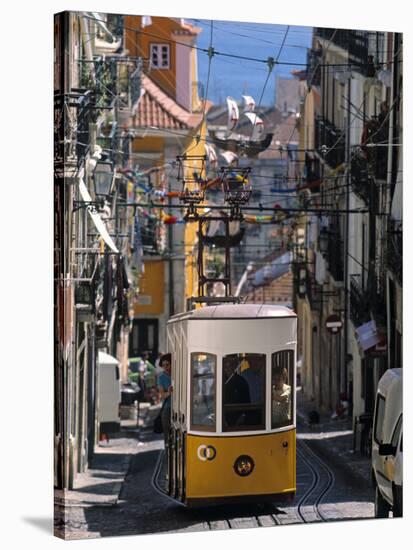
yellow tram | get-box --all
[166,303,297,507]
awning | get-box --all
[79,179,119,253]
[253,251,292,287]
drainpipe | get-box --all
[343,74,351,398]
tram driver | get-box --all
[223,357,250,428]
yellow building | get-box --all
[124,16,211,356]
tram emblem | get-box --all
[197,444,217,462]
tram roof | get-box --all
[168,303,296,323]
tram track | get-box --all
[293,440,336,523]
[152,441,336,528]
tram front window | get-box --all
[271,350,294,428]
[222,353,266,432]
[190,353,216,431]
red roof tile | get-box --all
[133,74,203,130]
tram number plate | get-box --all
[197,444,217,461]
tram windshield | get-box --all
[190,353,216,431]
[222,353,266,432]
[271,350,294,428]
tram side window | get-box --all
[271,350,294,428]
[222,353,266,432]
[190,353,216,431]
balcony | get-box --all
[350,275,370,327]
[56,89,95,166]
[327,229,344,283]
[304,152,321,192]
[315,116,345,168]
[350,153,369,202]
[315,28,370,75]
[350,272,387,328]
[360,116,389,181]
[98,121,120,164]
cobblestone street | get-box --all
[54,391,375,539]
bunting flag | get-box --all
[226,97,239,132]
[132,211,144,273]
[141,16,152,28]
[242,95,256,112]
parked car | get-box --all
[371,368,403,517]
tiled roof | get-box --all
[258,114,299,159]
[133,74,203,130]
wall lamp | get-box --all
[73,160,115,213]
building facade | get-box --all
[294,29,403,439]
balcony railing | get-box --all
[350,153,369,203]
[350,272,387,328]
[315,28,370,75]
[304,152,321,192]
[315,116,346,168]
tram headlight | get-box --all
[234,455,255,477]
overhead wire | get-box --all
[80,16,402,69]
[249,25,290,142]
[72,17,400,224]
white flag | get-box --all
[226,97,239,132]
[220,151,238,165]
[242,95,256,112]
[244,112,264,140]
[141,16,152,28]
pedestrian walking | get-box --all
[157,354,172,461]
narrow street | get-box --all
[55,392,374,539]
[52,10,403,543]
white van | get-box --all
[97,351,121,437]
[371,368,403,517]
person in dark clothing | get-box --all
[223,360,251,428]
[157,354,172,455]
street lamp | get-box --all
[93,160,115,200]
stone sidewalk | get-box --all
[54,402,159,509]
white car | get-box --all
[371,368,403,517]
